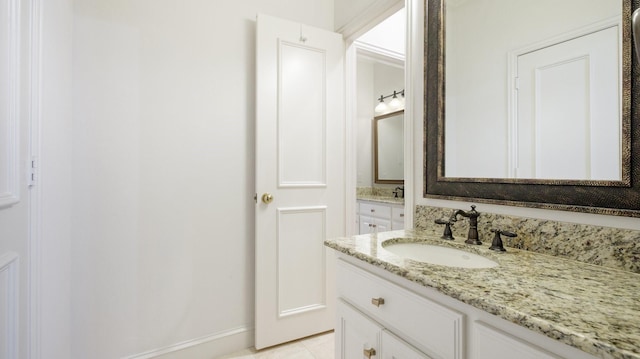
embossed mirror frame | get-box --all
[424,0,640,217]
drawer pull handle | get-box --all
[363,348,376,358]
[370,209,375,213]
[371,297,385,307]
[399,213,404,217]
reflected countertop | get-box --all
[356,195,404,205]
[325,229,640,359]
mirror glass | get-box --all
[374,110,404,184]
[425,0,640,217]
[444,0,626,182]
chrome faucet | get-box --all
[450,205,482,245]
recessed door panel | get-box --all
[535,56,590,179]
[277,207,326,316]
[0,0,20,206]
[279,42,326,187]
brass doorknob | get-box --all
[261,193,274,204]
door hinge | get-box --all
[28,156,37,187]
[514,76,520,90]
[254,193,258,204]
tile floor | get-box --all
[217,331,334,359]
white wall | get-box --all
[412,0,640,231]
[334,0,402,39]
[357,8,406,56]
[357,59,375,187]
[71,1,334,358]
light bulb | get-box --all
[389,95,402,109]
[374,95,388,114]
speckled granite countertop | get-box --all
[325,229,640,359]
[356,195,404,205]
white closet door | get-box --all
[255,13,345,349]
[516,26,620,180]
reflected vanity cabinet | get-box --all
[357,200,404,234]
[335,257,600,359]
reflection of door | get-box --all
[255,14,345,349]
[516,26,620,180]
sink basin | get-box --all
[382,242,498,269]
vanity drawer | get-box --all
[359,202,391,219]
[337,260,464,359]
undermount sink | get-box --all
[382,242,499,269]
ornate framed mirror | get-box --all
[424,0,640,217]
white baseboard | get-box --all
[123,326,254,359]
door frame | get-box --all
[342,0,416,235]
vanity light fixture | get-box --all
[375,89,405,114]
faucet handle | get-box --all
[489,229,517,252]
[434,218,455,240]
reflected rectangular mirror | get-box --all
[424,0,640,217]
[374,110,404,184]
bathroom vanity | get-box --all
[325,230,640,359]
[356,199,404,235]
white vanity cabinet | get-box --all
[357,200,404,234]
[336,300,382,359]
[382,330,431,358]
[335,257,600,359]
[473,322,560,359]
[336,259,462,359]
[337,300,430,359]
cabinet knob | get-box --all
[399,213,404,217]
[370,209,375,213]
[371,297,385,307]
[363,348,377,358]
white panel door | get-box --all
[0,1,28,358]
[255,14,345,349]
[516,26,620,180]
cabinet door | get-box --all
[337,300,382,359]
[473,322,560,359]
[359,216,391,234]
[391,221,404,231]
[391,206,404,230]
[382,330,432,359]
[359,215,374,234]
[375,218,391,233]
